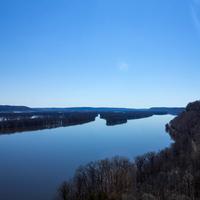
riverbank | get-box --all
[57,101,200,200]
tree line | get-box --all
[0,112,98,134]
[57,101,200,200]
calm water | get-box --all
[0,115,173,200]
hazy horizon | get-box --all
[0,104,187,108]
[1,0,200,107]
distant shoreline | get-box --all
[0,105,185,134]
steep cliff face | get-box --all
[166,101,200,154]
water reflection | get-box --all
[0,115,173,200]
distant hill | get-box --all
[28,106,185,114]
[33,107,137,112]
[0,105,185,115]
[0,105,33,112]
[150,107,185,115]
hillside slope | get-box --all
[57,101,200,200]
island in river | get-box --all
[0,105,184,134]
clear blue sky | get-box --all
[0,0,200,108]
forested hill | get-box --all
[0,105,184,114]
[0,105,33,112]
[57,100,200,200]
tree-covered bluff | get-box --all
[57,101,200,200]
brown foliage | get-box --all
[58,101,200,200]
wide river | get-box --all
[0,115,174,200]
